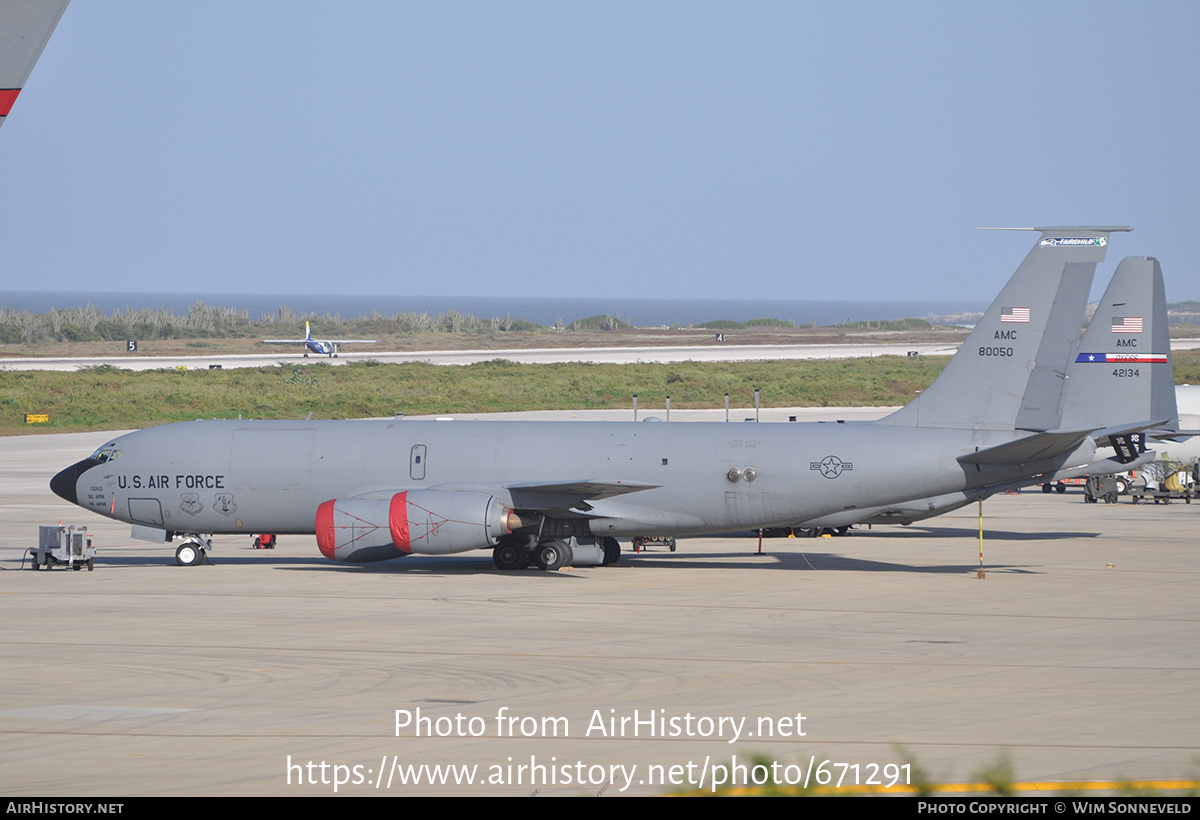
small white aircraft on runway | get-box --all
[262,321,376,358]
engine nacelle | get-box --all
[316,490,518,562]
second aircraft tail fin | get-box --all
[1059,256,1177,434]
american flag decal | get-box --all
[1075,352,1168,364]
[1000,307,1030,323]
[1111,316,1143,333]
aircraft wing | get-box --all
[260,338,377,344]
[502,479,660,512]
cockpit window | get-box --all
[88,446,124,463]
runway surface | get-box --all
[2,338,1199,372]
[1,426,1197,796]
[0,342,971,371]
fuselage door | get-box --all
[410,445,427,481]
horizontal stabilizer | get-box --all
[957,429,1093,465]
[1089,419,1171,440]
[1150,428,1200,441]
[1046,450,1155,481]
[1087,419,1169,463]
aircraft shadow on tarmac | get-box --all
[3,552,1044,575]
[850,526,1100,541]
[608,551,1046,575]
[6,522,1093,575]
[222,546,1053,576]
[9,524,1095,574]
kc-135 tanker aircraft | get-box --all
[50,227,1180,570]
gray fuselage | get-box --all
[55,417,1090,545]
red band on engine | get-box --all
[389,492,411,553]
[315,499,336,559]
[0,89,20,117]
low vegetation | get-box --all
[0,303,539,344]
[829,318,936,331]
[2,356,951,435]
[697,318,797,330]
[6,349,1198,436]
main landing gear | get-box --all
[492,536,621,572]
[492,539,529,571]
[174,535,212,566]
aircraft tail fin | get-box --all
[0,1,71,131]
[1058,256,1177,433]
[305,321,312,341]
[879,226,1129,430]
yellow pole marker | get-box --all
[977,498,986,579]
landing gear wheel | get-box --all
[1042,483,1053,494]
[602,537,621,566]
[492,542,527,571]
[535,541,572,572]
[1055,483,1067,494]
[175,543,205,566]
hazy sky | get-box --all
[1,1,1196,302]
